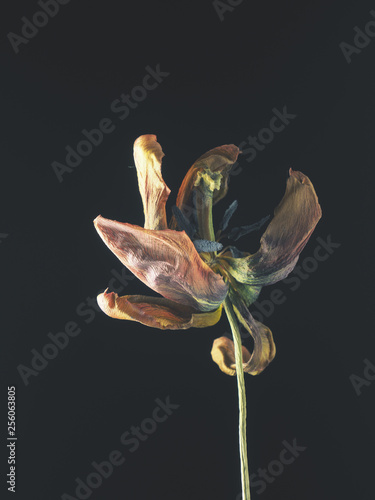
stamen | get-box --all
[227,215,270,241]
[193,240,223,253]
[171,206,196,239]
[228,246,247,258]
[220,200,239,231]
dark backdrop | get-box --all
[1,1,375,499]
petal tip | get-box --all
[93,215,102,226]
[289,168,312,187]
[134,134,157,145]
[97,289,117,311]
[134,134,165,162]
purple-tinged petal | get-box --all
[94,216,228,312]
[218,169,322,286]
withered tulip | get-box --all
[94,134,321,500]
[94,134,321,377]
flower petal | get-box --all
[133,134,171,230]
[211,293,276,376]
[94,216,228,312]
[233,300,276,375]
[97,290,223,330]
[216,256,261,307]
[218,169,322,285]
[211,337,251,376]
[170,144,240,228]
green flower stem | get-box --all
[196,168,250,497]
[224,297,251,500]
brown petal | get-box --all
[97,290,223,330]
[133,134,171,230]
[211,336,251,376]
[234,302,276,375]
[94,216,228,312]
[170,145,240,229]
[219,169,322,286]
[211,298,276,376]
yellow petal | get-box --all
[211,297,276,376]
[133,134,171,230]
[211,336,251,376]
[97,290,223,330]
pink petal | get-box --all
[94,216,228,312]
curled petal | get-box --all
[233,302,276,375]
[218,169,322,285]
[133,134,171,230]
[211,297,276,376]
[170,145,240,229]
[97,290,223,330]
[94,216,228,312]
[211,337,251,376]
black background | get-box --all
[1,1,375,499]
